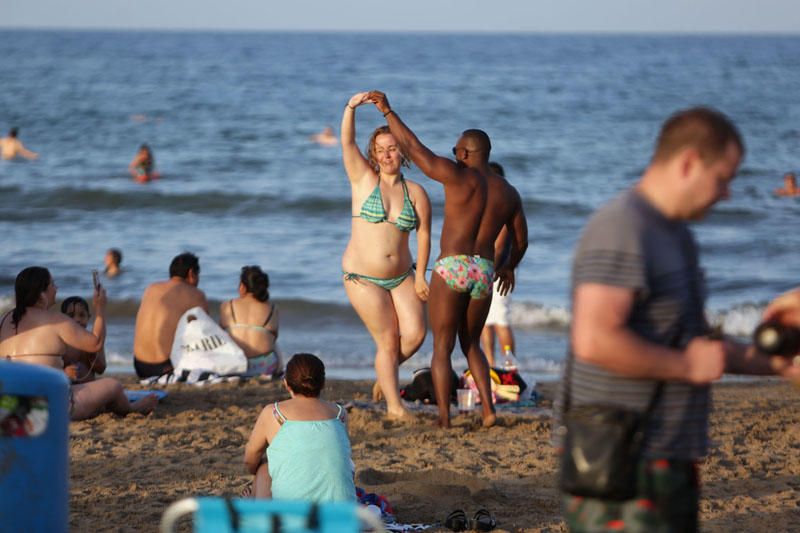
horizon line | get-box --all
[1,26,799,37]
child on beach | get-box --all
[243,353,356,502]
[61,296,107,384]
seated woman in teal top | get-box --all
[341,91,432,421]
[243,353,356,502]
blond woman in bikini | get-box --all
[341,92,432,419]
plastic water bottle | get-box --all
[501,345,518,372]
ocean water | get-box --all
[1,30,799,380]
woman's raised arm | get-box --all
[341,92,372,183]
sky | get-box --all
[1,0,798,33]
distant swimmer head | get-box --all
[9,127,18,138]
[367,125,409,174]
[489,161,505,177]
[784,172,797,188]
[284,353,326,398]
[169,252,200,284]
[105,248,122,267]
[61,296,90,328]
[240,265,270,302]
[12,266,53,327]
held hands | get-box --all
[495,267,515,296]
[367,91,392,115]
[415,274,430,302]
[682,337,726,384]
[347,92,370,109]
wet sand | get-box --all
[69,378,800,532]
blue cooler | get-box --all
[0,360,70,533]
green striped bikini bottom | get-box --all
[342,267,412,291]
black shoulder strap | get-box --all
[262,304,276,328]
[228,300,237,323]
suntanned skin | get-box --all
[0,277,156,418]
[368,90,528,428]
[0,131,38,160]
[133,271,209,367]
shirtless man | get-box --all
[0,266,156,420]
[0,127,38,160]
[132,252,209,378]
[368,91,528,428]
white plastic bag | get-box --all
[170,307,247,376]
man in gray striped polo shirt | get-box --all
[560,107,798,532]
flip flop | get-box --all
[444,509,468,532]
[471,509,497,531]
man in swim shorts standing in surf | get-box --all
[369,91,528,428]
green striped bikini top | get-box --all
[354,176,417,232]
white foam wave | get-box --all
[706,303,765,337]
[0,294,12,314]
[510,301,571,330]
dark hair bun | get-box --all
[240,265,270,302]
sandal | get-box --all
[444,509,468,532]
[471,509,497,531]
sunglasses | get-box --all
[451,147,481,156]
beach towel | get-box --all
[170,307,248,376]
[124,389,168,403]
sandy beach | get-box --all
[66,377,800,532]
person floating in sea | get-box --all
[368,91,528,428]
[341,91,432,420]
[129,144,158,183]
[104,248,123,278]
[0,127,38,160]
[310,126,338,146]
[132,252,209,379]
[774,172,800,197]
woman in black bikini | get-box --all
[0,266,156,420]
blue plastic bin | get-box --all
[0,361,70,533]
[161,498,384,533]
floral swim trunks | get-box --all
[434,255,494,299]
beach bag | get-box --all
[559,355,664,500]
[462,367,529,403]
[171,307,248,376]
[400,367,458,404]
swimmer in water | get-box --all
[129,144,157,183]
[775,172,800,197]
[1,127,38,160]
[310,126,338,147]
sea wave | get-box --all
[0,186,352,218]
[0,293,773,339]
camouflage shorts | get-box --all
[562,458,699,533]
